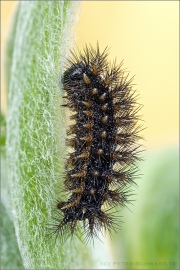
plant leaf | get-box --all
[6,1,94,268]
[1,202,24,269]
[1,111,24,269]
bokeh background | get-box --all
[1,1,179,269]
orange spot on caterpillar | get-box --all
[83,110,93,117]
[91,64,99,75]
[100,131,107,139]
[77,152,90,159]
[82,101,92,108]
[80,135,93,142]
[96,149,104,156]
[83,122,94,129]
[101,103,108,111]
[91,88,98,95]
[83,73,91,84]
[99,93,106,101]
[91,170,100,177]
[101,115,108,124]
[71,170,87,178]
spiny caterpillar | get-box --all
[51,44,143,243]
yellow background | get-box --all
[1,1,179,150]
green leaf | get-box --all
[5,2,94,269]
[1,113,6,153]
[1,203,24,270]
[1,111,23,268]
[1,111,24,269]
[111,147,179,269]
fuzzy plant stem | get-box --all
[5,1,94,269]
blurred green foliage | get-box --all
[1,113,6,154]
[1,203,24,269]
[111,147,179,269]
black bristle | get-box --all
[50,44,143,243]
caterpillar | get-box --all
[50,44,143,244]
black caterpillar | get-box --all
[51,44,143,243]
